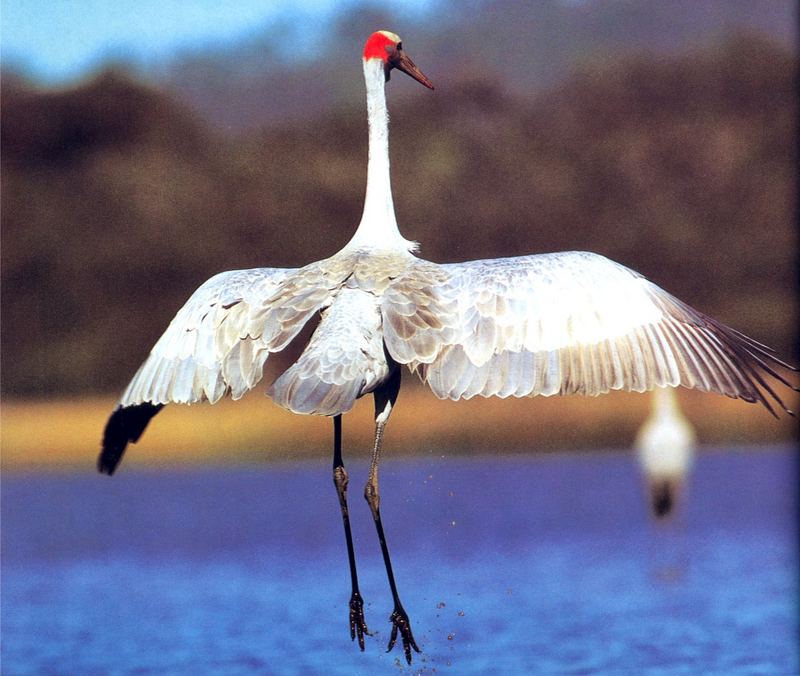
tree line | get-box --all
[1,35,794,397]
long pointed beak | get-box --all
[391,51,434,90]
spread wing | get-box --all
[100,263,338,475]
[382,251,797,415]
[119,264,335,407]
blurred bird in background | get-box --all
[635,387,696,519]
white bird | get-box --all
[99,30,797,664]
[635,387,696,519]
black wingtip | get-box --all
[98,403,164,475]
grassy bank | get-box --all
[2,383,796,472]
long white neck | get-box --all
[652,386,681,419]
[345,58,417,252]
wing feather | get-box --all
[119,264,337,407]
[382,251,797,413]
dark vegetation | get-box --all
[1,34,795,397]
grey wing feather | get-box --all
[382,251,797,415]
[120,265,333,406]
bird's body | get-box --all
[636,387,696,479]
[99,30,796,665]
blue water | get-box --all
[2,447,797,674]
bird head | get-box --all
[363,30,434,89]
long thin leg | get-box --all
[332,415,370,649]
[364,418,420,664]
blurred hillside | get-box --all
[160,0,795,131]
[1,33,795,399]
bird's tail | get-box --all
[267,288,383,417]
[268,364,363,417]
[98,402,163,475]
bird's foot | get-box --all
[349,591,370,650]
[387,604,420,664]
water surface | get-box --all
[2,447,797,674]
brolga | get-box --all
[635,387,696,519]
[99,30,797,664]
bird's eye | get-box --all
[396,42,403,51]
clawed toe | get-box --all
[386,605,420,664]
[349,592,370,650]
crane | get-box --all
[98,30,797,664]
[635,387,696,519]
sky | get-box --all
[1,0,433,83]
